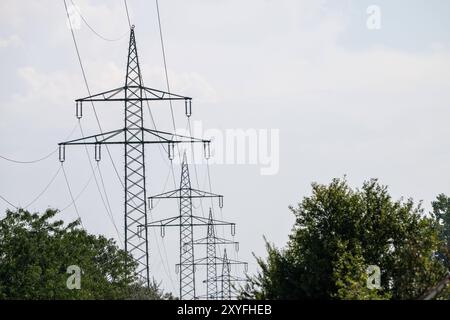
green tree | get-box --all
[432,194,450,268]
[0,208,169,299]
[242,178,447,300]
[430,194,450,299]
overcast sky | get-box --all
[1,0,450,295]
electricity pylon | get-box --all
[194,209,239,300]
[144,152,237,300]
[214,249,248,300]
[58,26,209,287]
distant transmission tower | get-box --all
[58,26,210,287]
[194,209,240,300]
[215,249,248,300]
[144,153,239,299]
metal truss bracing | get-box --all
[222,250,232,300]
[210,249,247,300]
[124,27,148,285]
[206,210,219,300]
[75,85,191,102]
[58,128,207,146]
[193,209,239,300]
[179,155,196,300]
[58,27,208,288]
[145,153,234,299]
[190,250,248,300]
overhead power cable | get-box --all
[155,0,179,153]
[23,166,62,209]
[69,0,128,42]
[0,123,78,165]
[78,122,123,245]
[61,164,84,229]
[63,0,125,190]
[59,166,96,213]
[0,149,57,164]
[0,125,78,211]
[152,1,192,292]
[124,0,132,28]
[0,194,18,210]
[63,0,124,243]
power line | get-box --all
[0,194,18,210]
[124,0,132,28]
[69,0,128,42]
[61,164,84,229]
[153,0,218,293]
[63,0,125,191]
[187,118,207,218]
[155,0,178,147]
[0,124,78,210]
[63,0,125,244]
[152,1,197,292]
[78,122,122,243]
[149,2,232,291]
[154,1,207,220]
[23,166,62,209]
[59,167,96,213]
[0,123,78,165]
[0,149,57,164]
[97,161,124,246]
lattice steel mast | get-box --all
[58,26,209,287]
[145,152,237,299]
[193,209,239,300]
[214,249,248,300]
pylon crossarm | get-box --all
[191,215,235,229]
[75,85,191,102]
[76,86,125,102]
[141,85,191,101]
[148,188,223,210]
[139,214,235,229]
[145,216,181,228]
[193,236,239,246]
[142,128,207,144]
[59,128,125,146]
[176,259,246,268]
[190,188,223,198]
[210,275,247,282]
[58,127,209,147]
[211,255,248,267]
[149,189,220,199]
[148,188,181,200]
[193,256,246,266]
[139,216,181,238]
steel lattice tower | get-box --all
[58,26,209,287]
[145,153,239,299]
[193,209,239,300]
[205,211,219,299]
[210,249,248,300]
[179,153,196,299]
[221,249,232,300]
[124,26,148,286]
[209,249,248,300]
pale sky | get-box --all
[1,0,450,295]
